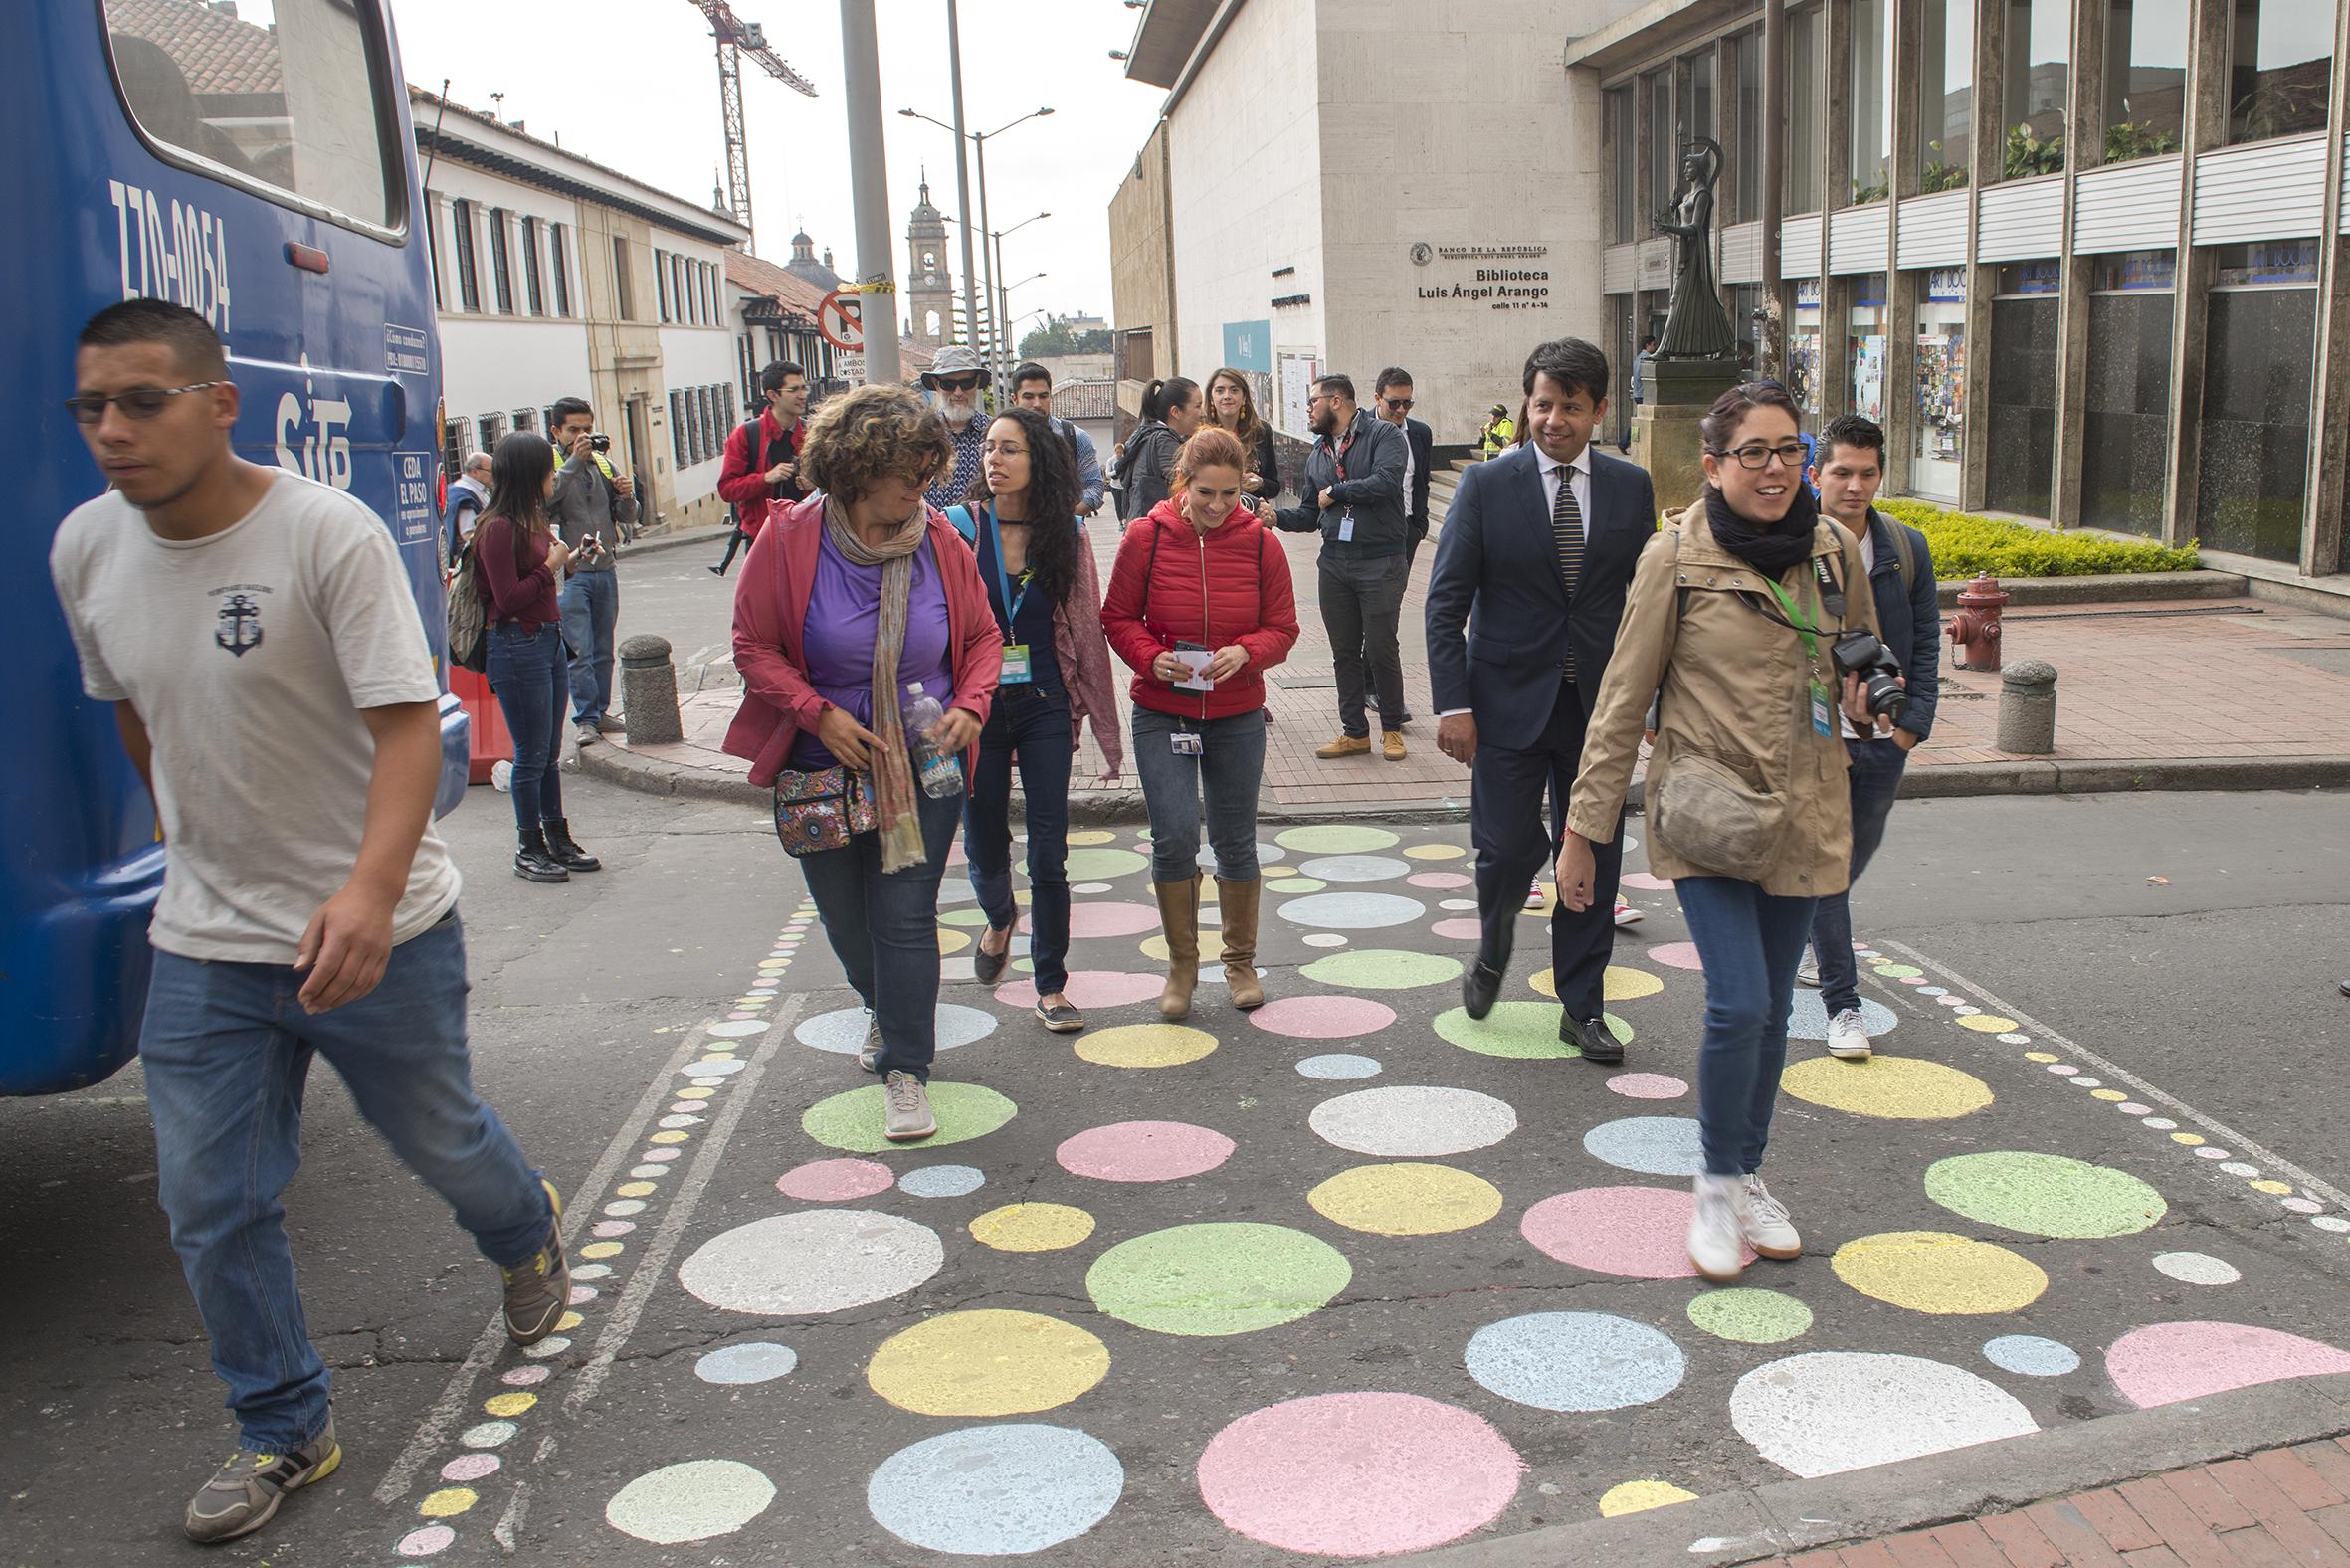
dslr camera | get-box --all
[588,432,611,453]
[1831,631,1907,724]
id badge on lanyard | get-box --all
[987,505,1035,685]
[1332,429,1357,542]
[1767,576,1835,737]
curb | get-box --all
[1938,569,2247,608]
[1399,1372,2350,1567]
[614,523,733,560]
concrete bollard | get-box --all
[1997,658,2057,754]
[619,634,685,745]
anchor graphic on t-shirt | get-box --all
[215,593,264,657]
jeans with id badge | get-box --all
[1132,707,1267,882]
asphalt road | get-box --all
[2,779,2344,1565]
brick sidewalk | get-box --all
[1781,1440,2350,1568]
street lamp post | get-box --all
[942,0,982,358]
[992,212,1049,371]
[999,271,1047,366]
[898,104,1053,391]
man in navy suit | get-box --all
[1427,337,1657,1062]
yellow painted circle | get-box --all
[2091,1088,2128,1101]
[1599,1480,1698,1517]
[580,1241,625,1259]
[650,1130,690,1145]
[970,1203,1097,1253]
[2251,1179,2292,1194]
[556,1310,584,1331]
[1141,930,1231,963]
[483,1392,537,1417]
[419,1486,479,1518]
[1831,1230,2049,1314]
[1068,829,1116,846]
[2024,1051,2059,1063]
[1076,1024,1218,1069]
[1781,1055,1994,1120]
[1402,843,1468,861]
[936,926,972,954]
[1306,1162,1504,1237]
[866,1309,1110,1416]
[675,1086,715,1100]
[1530,965,1665,1001]
[1958,1014,2019,1033]
[617,1181,657,1197]
[2171,1132,2206,1146]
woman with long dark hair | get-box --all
[1115,376,1201,519]
[1206,367,1280,504]
[946,407,1123,1033]
[475,432,599,882]
[1557,382,1890,1282]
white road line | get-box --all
[1880,938,2350,1212]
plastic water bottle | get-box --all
[902,684,963,798]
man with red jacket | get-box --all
[712,361,809,576]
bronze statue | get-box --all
[1656,137,1737,359]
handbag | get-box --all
[1649,751,1787,878]
[771,765,878,857]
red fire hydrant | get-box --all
[1947,574,2010,671]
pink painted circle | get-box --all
[396,1525,457,1557]
[1620,872,1675,891]
[441,1453,500,1483]
[775,1157,895,1202]
[1057,1120,1237,1183]
[2106,1321,2350,1409]
[1407,871,1474,889]
[1197,1392,1523,1556]
[1646,941,1704,971]
[995,971,1165,1009]
[1250,995,1398,1040]
[1432,917,1484,941]
[1060,901,1165,939]
[500,1365,550,1386]
[591,1220,636,1239]
[1522,1185,1754,1279]
[1607,1072,1690,1100]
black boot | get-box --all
[542,819,602,872]
[514,828,570,883]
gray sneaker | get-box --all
[500,1180,570,1345]
[574,722,600,747]
[858,1012,881,1074]
[883,1071,937,1142]
[1795,949,1821,988]
[183,1417,341,1543]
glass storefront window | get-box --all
[2198,242,2315,560]
[1610,88,1636,244]
[1986,262,2059,517]
[1789,279,1824,421]
[2082,252,2176,537]
[1648,69,1675,233]
[1732,30,1762,221]
[1689,51,1715,148]
[2002,0,2069,177]
[2228,0,2332,144]
[1731,283,1765,374]
[1850,0,1892,203]
[1786,6,1823,215]
[2101,0,2188,164]
[1848,277,1888,421]
[1917,0,1975,191]
[1913,269,1968,501]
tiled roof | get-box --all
[107,0,283,96]
[727,250,937,378]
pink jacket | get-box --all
[1045,528,1125,776]
[725,496,1001,789]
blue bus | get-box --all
[4,0,463,1095]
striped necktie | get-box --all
[1550,457,1584,679]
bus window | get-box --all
[102,0,397,230]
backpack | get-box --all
[1112,424,1159,522]
[1880,512,1918,593]
[725,417,763,532]
[446,539,489,674]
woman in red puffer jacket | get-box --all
[1101,427,1300,1021]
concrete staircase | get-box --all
[1426,454,1481,534]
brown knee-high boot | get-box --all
[1217,877,1265,1009]
[1154,875,1202,1020]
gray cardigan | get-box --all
[548,452,639,572]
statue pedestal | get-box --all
[1633,358,1742,518]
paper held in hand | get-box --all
[1172,648,1215,692]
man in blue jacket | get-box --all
[1801,414,1940,1060]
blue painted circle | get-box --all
[795,1004,997,1055]
[1466,1312,1686,1412]
[1295,1053,1383,1080]
[1581,1115,1706,1177]
[1786,992,1900,1042]
[867,1424,1123,1554]
[898,1164,986,1198]
[694,1341,799,1385]
[1982,1334,2080,1377]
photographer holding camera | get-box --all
[1555,382,1891,1285]
[1800,415,1939,1060]
[548,397,638,748]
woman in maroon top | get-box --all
[475,432,600,883]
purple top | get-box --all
[790,531,955,768]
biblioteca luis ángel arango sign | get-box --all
[1409,243,1553,309]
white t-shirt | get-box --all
[50,470,461,963]
[1839,521,1875,741]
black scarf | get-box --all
[1704,478,1821,575]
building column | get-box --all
[1761,0,1787,376]
[1820,0,1855,420]
[2048,0,2103,528]
[2300,0,2350,578]
[1957,0,2007,512]
[1884,0,1921,490]
[2159,0,2229,549]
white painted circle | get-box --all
[1730,1351,2037,1478]
[1308,1085,1518,1157]
[606,1459,777,1544]
[705,1022,767,1039]
[2152,1251,2242,1285]
[1440,898,1478,911]
[2141,1116,2178,1130]
[1301,933,1348,948]
[659,1114,704,1130]
[605,1200,648,1217]
[678,1210,944,1315]
[1274,891,1427,930]
[2220,1162,2259,1177]
[2311,1215,2350,1234]
[1296,855,1413,883]
[684,1058,747,1076]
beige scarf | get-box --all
[824,495,931,871]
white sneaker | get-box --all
[1688,1174,1747,1283]
[1741,1175,1802,1259]
[1613,899,1644,928]
[1525,881,1545,911]
[882,1071,937,1142]
[1826,1008,1872,1061]
[1795,948,1820,987]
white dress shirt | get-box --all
[1436,444,1597,719]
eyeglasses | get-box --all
[1710,442,1809,470]
[1307,392,1337,406]
[65,382,226,424]
[1382,397,1414,412]
[934,375,982,393]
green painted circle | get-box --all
[1300,949,1466,990]
[1268,877,1327,894]
[1435,1002,1634,1059]
[801,1082,1017,1154]
[938,907,994,927]
[1085,1222,1352,1336]
[1021,846,1148,881]
[1870,962,1924,979]
[1923,1151,2166,1239]
[1273,825,1401,855]
[1685,1288,1814,1344]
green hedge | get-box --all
[1874,499,2201,578]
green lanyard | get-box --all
[1763,577,1820,662]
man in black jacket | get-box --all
[1374,367,1435,564]
[1276,373,1412,761]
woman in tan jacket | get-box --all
[1556,381,1896,1283]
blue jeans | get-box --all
[965,685,1075,997]
[488,622,570,832]
[1811,737,1909,1016]
[138,914,549,1451]
[1675,876,1818,1177]
[798,785,964,1080]
[1131,706,1266,883]
[559,569,619,726]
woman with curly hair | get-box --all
[942,407,1124,1033]
[725,383,1003,1143]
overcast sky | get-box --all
[390,0,1165,331]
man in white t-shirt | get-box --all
[49,299,568,1546]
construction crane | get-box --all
[685,1,817,243]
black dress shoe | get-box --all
[973,932,1011,985]
[1561,1013,1623,1064]
[1462,961,1504,1020]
